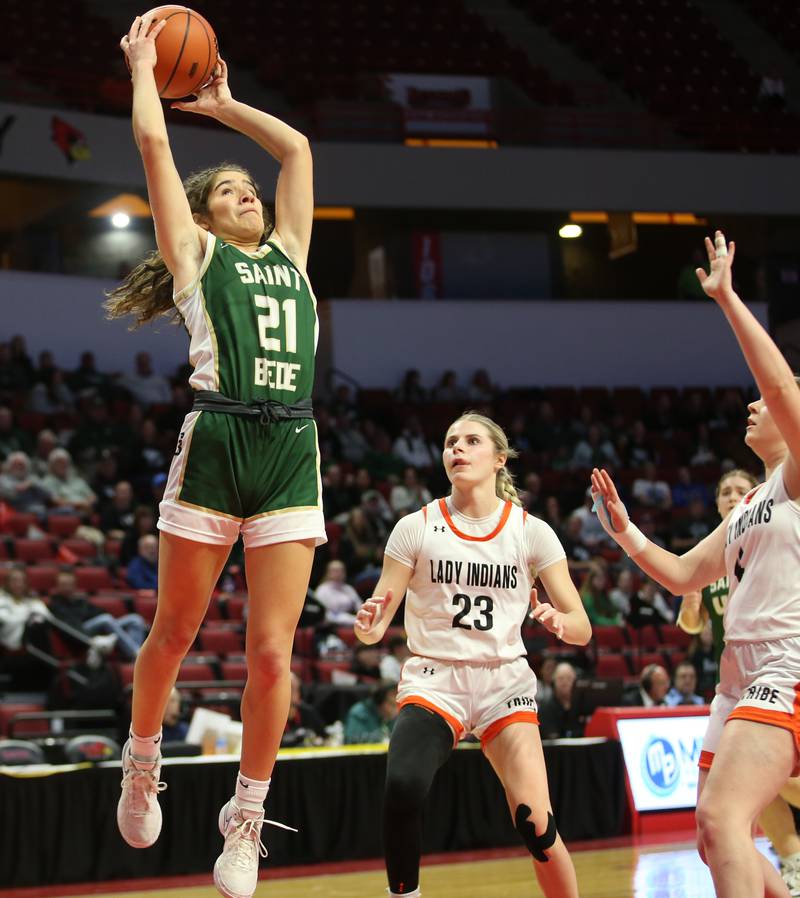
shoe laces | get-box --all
[122,765,167,817]
[227,811,297,870]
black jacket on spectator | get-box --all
[537,697,584,739]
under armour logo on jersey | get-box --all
[433,525,445,532]
[734,547,745,583]
[422,666,435,675]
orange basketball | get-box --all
[143,5,218,99]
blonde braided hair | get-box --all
[449,411,522,506]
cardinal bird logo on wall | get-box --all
[51,116,91,164]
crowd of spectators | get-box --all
[0,340,757,753]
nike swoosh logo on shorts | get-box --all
[295,424,310,433]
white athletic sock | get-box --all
[129,728,162,762]
[235,772,270,814]
[389,890,421,897]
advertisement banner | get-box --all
[386,74,492,136]
[617,715,709,812]
[412,231,443,299]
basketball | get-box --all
[142,5,218,99]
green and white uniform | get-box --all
[702,575,728,673]
[159,232,326,549]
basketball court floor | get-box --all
[8,835,779,898]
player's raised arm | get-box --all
[698,231,800,496]
[121,14,204,287]
[590,467,727,595]
[172,57,313,271]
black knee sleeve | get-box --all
[384,705,453,894]
[515,804,557,863]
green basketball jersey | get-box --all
[175,233,318,404]
[701,575,728,669]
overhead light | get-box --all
[559,223,582,239]
[111,212,130,229]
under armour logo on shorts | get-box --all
[433,525,445,532]
[422,666,435,675]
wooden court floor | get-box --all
[30,837,779,898]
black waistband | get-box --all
[192,391,314,425]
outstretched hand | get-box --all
[696,230,736,303]
[120,13,167,70]
[355,589,392,635]
[530,588,565,640]
[170,57,232,116]
[590,467,630,534]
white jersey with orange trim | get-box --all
[384,497,566,662]
[723,462,800,642]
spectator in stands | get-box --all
[561,514,593,572]
[433,370,463,402]
[626,577,674,628]
[0,566,51,651]
[580,564,622,626]
[49,569,147,660]
[623,663,669,707]
[520,472,544,518]
[99,480,137,538]
[69,396,132,468]
[120,351,171,406]
[360,490,393,542]
[537,661,583,739]
[570,423,620,471]
[390,467,432,517]
[671,496,714,551]
[570,487,614,550]
[627,419,654,466]
[392,417,438,470]
[508,414,532,453]
[671,466,711,509]
[542,495,563,532]
[330,384,357,422]
[689,422,717,467]
[337,413,370,465]
[8,335,34,388]
[322,463,357,521]
[68,350,109,399]
[467,368,496,403]
[343,681,398,744]
[690,620,718,699]
[126,534,159,591]
[364,427,405,481]
[0,406,31,460]
[120,505,158,565]
[92,450,122,506]
[0,451,50,517]
[395,368,427,403]
[38,447,97,516]
[132,418,168,480]
[535,655,557,704]
[339,508,379,573]
[632,461,671,510]
[380,635,410,683]
[0,344,30,399]
[35,350,57,386]
[282,672,325,747]
[530,400,563,455]
[665,660,705,706]
[29,367,74,415]
[314,560,360,625]
[30,429,59,478]
[608,568,636,618]
[351,642,382,682]
[162,687,189,742]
